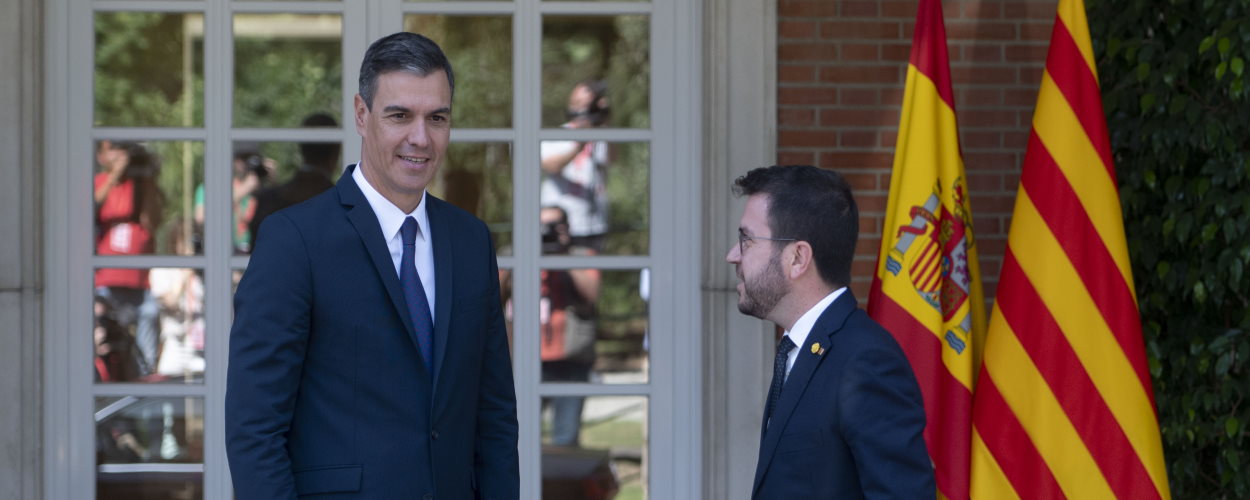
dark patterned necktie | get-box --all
[400,217,435,369]
[764,335,797,428]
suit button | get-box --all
[430,430,440,440]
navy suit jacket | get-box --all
[226,166,519,499]
[752,291,933,499]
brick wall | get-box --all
[776,0,1057,307]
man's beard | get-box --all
[737,251,788,319]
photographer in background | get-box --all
[94,140,164,376]
[500,206,600,445]
[193,146,274,254]
[540,80,612,252]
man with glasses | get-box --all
[725,165,933,499]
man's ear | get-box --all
[353,94,368,133]
[787,241,814,280]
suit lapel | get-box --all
[337,165,432,379]
[426,196,455,394]
[752,291,859,497]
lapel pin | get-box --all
[811,342,825,355]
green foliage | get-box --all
[95,12,204,127]
[233,18,342,129]
[1090,0,1250,497]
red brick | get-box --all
[780,20,819,39]
[842,172,881,191]
[976,235,1008,257]
[965,2,1002,19]
[1019,66,1045,86]
[878,130,899,147]
[960,88,1004,107]
[780,64,817,82]
[967,172,1002,192]
[881,0,916,18]
[820,21,902,39]
[947,21,1017,41]
[963,152,1018,171]
[777,151,817,165]
[882,43,912,62]
[856,193,888,211]
[841,43,880,61]
[971,216,1001,235]
[841,130,879,148]
[1005,2,1056,20]
[841,0,879,17]
[778,87,838,105]
[962,131,1001,149]
[821,151,895,168]
[1006,43,1049,63]
[779,0,839,17]
[838,88,880,105]
[1021,21,1055,42]
[820,65,901,84]
[968,45,1003,63]
[1004,131,1029,149]
[778,107,816,126]
[821,108,895,127]
[780,42,840,61]
[952,66,1016,85]
[947,44,966,63]
[881,88,905,106]
[780,130,839,147]
[959,109,1017,128]
[851,257,878,280]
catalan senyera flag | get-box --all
[967,0,1170,498]
[867,0,986,498]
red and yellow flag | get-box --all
[968,0,1170,498]
[868,0,986,497]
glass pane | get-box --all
[233,14,342,128]
[94,268,205,384]
[96,396,204,499]
[542,15,650,129]
[403,16,513,129]
[95,12,204,127]
[429,142,513,255]
[525,269,649,384]
[541,396,647,499]
[539,142,648,256]
[94,140,204,257]
[227,137,344,254]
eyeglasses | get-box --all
[738,229,797,255]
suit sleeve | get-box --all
[838,343,936,499]
[473,232,521,499]
[225,213,312,500]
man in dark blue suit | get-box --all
[726,165,934,499]
[226,32,518,499]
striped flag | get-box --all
[968,0,1170,498]
[867,0,986,497]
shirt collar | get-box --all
[784,287,847,349]
[352,162,430,243]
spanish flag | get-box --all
[867,0,986,497]
[967,0,1170,498]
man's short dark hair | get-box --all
[299,112,341,166]
[733,165,859,287]
[358,32,455,109]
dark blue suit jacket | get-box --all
[226,166,519,499]
[753,291,933,499]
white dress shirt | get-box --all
[781,287,846,380]
[352,164,436,322]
